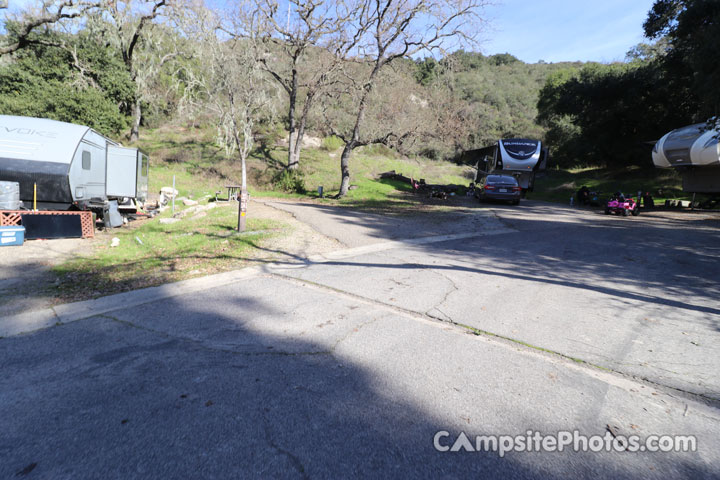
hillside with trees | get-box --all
[1,0,717,189]
[538,0,720,168]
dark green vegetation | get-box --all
[433,51,579,148]
[0,13,577,165]
[0,25,134,134]
[538,0,720,168]
[1,0,716,192]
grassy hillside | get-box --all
[132,124,691,208]
[133,124,476,206]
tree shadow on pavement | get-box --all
[1,281,716,479]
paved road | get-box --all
[2,201,719,478]
[269,201,720,399]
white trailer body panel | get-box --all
[106,146,149,202]
[652,123,720,194]
[498,139,543,171]
[652,123,720,169]
[69,130,111,202]
[107,146,139,198]
[0,115,89,164]
[137,151,149,202]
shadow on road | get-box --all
[263,204,720,323]
[2,286,715,478]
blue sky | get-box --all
[2,0,658,64]
[481,0,658,63]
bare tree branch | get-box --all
[0,0,95,55]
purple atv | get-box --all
[605,194,640,216]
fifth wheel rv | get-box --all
[466,138,549,192]
[652,123,720,193]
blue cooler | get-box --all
[0,226,25,246]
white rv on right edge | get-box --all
[652,123,720,193]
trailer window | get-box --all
[82,151,91,170]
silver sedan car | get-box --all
[475,174,522,205]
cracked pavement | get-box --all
[1,201,720,478]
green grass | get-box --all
[133,124,702,209]
[529,165,688,204]
[132,125,475,211]
[51,124,710,302]
[52,204,283,301]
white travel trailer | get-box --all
[652,123,720,193]
[0,115,148,213]
[469,138,549,192]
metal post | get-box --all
[172,175,176,215]
[237,190,248,232]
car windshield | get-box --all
[487,175,517,185]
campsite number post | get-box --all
[237,191,248,232]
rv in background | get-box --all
[0,115,148,218]
[652,123,720,193]
[464,139,548,193]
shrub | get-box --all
[272,169,306,193]
[256,122,286,150]
[362,143,396,157]
[321,135,344,151]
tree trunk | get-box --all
[338,143,353,196]
[336,89,373,197]
[290,91,315,173]
[287,68,299,170]
[289,113,308,173]
[288,132,300,171]
[336,64,380,198]
[129,99,141,142]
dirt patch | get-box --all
[242,200,343,263]
[0,238,90,317]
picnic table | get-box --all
[225,185,243,201]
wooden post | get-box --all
[237,191,248,232]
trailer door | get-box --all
[71,137,106,201]
[106,146,138,198]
